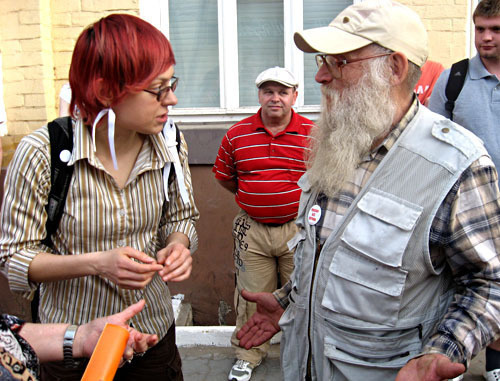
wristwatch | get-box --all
[63,324,80,368]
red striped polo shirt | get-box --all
[213,108,314,224]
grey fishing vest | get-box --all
[280,106,487,381]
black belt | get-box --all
[262,222,283,227]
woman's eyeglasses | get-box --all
[143,76,179,102]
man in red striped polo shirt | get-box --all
[213,66,314,381]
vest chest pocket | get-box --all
[321,189,422,326]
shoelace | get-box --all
[234,359,250,369]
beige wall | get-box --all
[403,0,473,66]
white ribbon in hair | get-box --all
[163,118,190,204]
[92,108,118,170]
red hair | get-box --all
[68,13,175,124]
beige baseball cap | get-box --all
[294,0,428,67]
[255,66,299,88]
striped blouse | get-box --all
[0,118,199,339]
[213,109,314,224]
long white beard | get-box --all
[306,61,397,198]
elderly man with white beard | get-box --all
[235,1,500,380]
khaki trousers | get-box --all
[230,209,298,366]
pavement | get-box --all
[174,300,487,381]
[176,325,282,380]
[180,344,282,381]
[177,327,487,381]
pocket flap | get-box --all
[358,189,422,231]
[287,229,306,251]
[330,247,407,297]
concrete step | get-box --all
[173,299,485,380]
[173,299,193,326]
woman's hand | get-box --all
[76,300,159,362]
[157,242,192,282]
[94,247,163,289]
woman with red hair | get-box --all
[0,14,199,380]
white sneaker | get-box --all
[228,359,258,381]
[485,368,500,381]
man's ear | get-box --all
[292,89,298,106]
[388,52,409,86]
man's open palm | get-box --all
[236,289,285,348]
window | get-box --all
[237,0,284,107]
[168,1,220,108]
[303,0,352,105]
[140,0,353,122]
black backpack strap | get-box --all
[33,117,73,323]
[167,122,182,185]
[41,116,74,249]
[445,58,469,119]
[175,122,181,154]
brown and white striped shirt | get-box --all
[0,118,199,339]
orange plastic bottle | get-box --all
[81,323,129,381]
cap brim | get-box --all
[294,26,373,55]
[257,80,296,88]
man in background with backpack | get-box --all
[428,0,500,379]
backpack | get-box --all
[31,116,181,322]
[444,58,469,120]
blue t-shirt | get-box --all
[428,55,500,185]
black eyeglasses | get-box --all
[143,76,179,101]
[315,54,391,79]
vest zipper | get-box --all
[306,237,323,380]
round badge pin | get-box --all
[59,149,71,163]
[308,205,322,225]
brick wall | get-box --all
[0,0,139,166]
[402,0,472,67]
